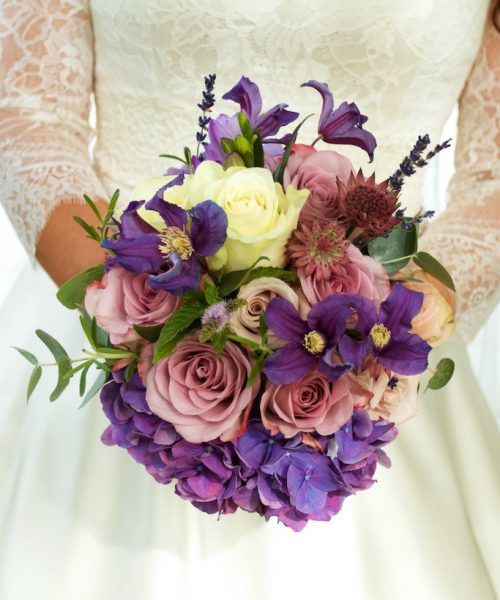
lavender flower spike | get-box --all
[302,80,377,161]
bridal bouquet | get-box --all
[18,75,456,530]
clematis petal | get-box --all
[205,114,242,163]
[188,200,228,257]
[319,351,354,381]
[263,343,315,385]
[148,253,200,296]
[338,335,370,369]
[118,201,157,237]
[265,297,309,342]
[307,295,355,344]
[222,76,263,122]
[379,284,424,332]
[146,188,188,230]
[101,232,163,273]
[301,80,334,129]
[254,104,299,138]
[377,333,431,375]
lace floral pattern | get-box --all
[0,0,497,337]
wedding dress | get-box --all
[0,1,499,599]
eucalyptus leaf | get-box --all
[26,365,42,402]
[57,264,104,310]
[413,251,456,292]
[13,347,38,366]
[35,329,72,402]
[79,370,108,408]
[426,358,455,391]
[80,315,97,350]
[368,225,418,275]
[79,361,92,397]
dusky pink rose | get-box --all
[230,277,300,349]
[137,343,154,382]
[402,270,455,347]
[368,374,420,424]
[299,244,390,306]
[261,371,354,438]
[85,267,180,345]
[283,148,353,224]
[146,338,260,443]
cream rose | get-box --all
[402,270,455,347]
[180,161,308,272]
[230,277,300,349]
[367,374,420,424]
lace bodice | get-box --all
[0,0,498,338]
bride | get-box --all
[0,1,499,598]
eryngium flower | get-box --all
[336,170,400,237]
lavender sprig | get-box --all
[398,208,436,231]
[196,74,216,157]
[388,135,451,193]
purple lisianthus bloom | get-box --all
[263,295,355,385]
[204,76,298,163]
[338,284,432,376]
[302,80,377,161]
[102,187,227,295]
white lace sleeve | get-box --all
[422,8,500,339]
[0,0,106,258]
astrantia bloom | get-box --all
[102,190,228,295]
[302,80,377,160]
[263,296,354,385]
[338,284,432,375]
[337,170,400,237]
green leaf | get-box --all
[221,138,235,154]
[57,264,104,310]
[154,325,198,363]
[368,225,418,275]
[35,329,72,402]
[80,315,97,350]
[13,347,38,365]
[426,358,455,391]
[181,289,205,304]
[253,135,264,169]
[26,365,42,402]
[133,323,164,342]
[79,362,92,397]
[259,313,268,346]
[238,111,254,140]
[83,194,103,221]
[273,114,313,185]
[154,303,206,361]
[246,353,265,389]
[158,153,188,164]
[107,189,120,215]
[63,359,92,380]
[204,281,221,305]
[73,216,101,242]
[125,358,138,382]
[219,264,295,297]
[413,251,456,292]
[79,370,108,408]
[211,327,229,356]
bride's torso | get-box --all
[90,0,489,212]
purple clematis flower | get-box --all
[263,296,355,385]
[102,187,227,295]
[338,284,432,375]
[204,76,298,163]
[302,80,377,161]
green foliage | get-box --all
[79,370,108,409]
[26,365,42,402]
[246,353,265,389]
[13,347,38,365]
[426,358,455,391]
[35,329,72,402]
[413,251,456,292]
[368,224,418,274]
[133,323,163,342]
[218,260,297,297]
[154,303,206,362]
[203,280,221,305]
[211,327,230,356]
[57,265,104,310]
[273,114,313,185]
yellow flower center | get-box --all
[303,330,326,354]
[159,226,193,261]
[370,323,391,349]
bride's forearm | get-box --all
[36,199,108,287]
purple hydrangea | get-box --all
[100,370,398,530]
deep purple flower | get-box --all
[102,188,227,295]
[338,284,432,376]
[204,76,298,164]
[263,296,354,385]
[302,80,377,161]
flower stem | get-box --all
[227,334,272,355]
[380,253,417,265]
[311,135,323,147]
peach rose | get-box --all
[347,359,391,410]
[299,244,390,306]
[146,338,260,443]
[402,270,455,346]
[284,148,353,224]
[85,267,180,345]
[368,374,420,425]
[230,277,300,349]
[261,371,354,437]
